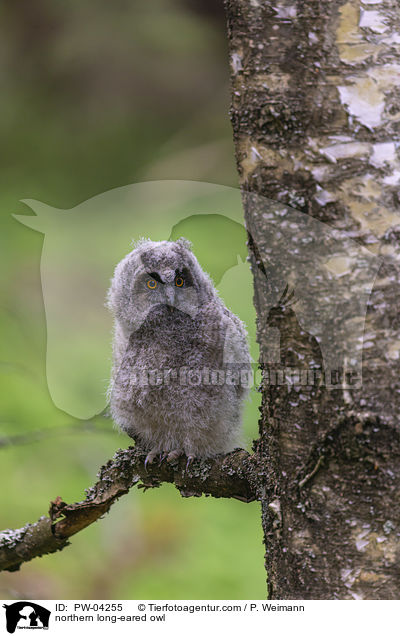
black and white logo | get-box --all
[2,602,50,634]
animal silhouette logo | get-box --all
[2,602,50,633]
[12,181,381,415]
[13,181,250,418]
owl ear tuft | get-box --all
[131,236,152,250]
[175,237,192,251]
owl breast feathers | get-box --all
[107,237,252,461]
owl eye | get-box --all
[147,279,157,290]
[175,276,184,287]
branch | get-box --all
[0,446,256,573]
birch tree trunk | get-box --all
[224,0,400,599]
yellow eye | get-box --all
[175,277,184,287]
[147,279,157,290]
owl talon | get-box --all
[185,455,195,471]
[144,450,158,471]
[159,452,168,464]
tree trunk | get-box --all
[224,0,400,599]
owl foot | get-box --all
[144,449,158,471]
[166,449,183,463]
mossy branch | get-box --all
[0,446,257,573]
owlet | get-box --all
[107,238,251,464]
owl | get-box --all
[107,237,252,464]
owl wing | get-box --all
[221,306,253,398]
[110,333,135,404]
[221,307,252,365]
[195,300,252,396]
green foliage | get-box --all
[0,0,265,600]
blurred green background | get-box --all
[0,0,265,599]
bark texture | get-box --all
[224,0,400,599]
[0,447,256,573]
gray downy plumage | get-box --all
[107,237,252,461]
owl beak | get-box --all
[165,287,175,307]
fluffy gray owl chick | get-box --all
[107,237,251,462]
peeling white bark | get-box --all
[225,0,400,600]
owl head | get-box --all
[107,237,216,333]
